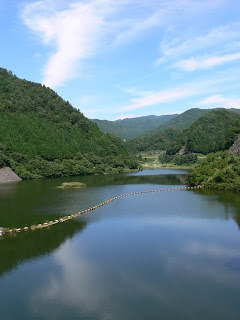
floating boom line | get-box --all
[0,185,204,237]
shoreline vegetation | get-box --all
[187,151,240,191]
[138,150,240,191]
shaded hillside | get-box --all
[127,109,240,155]
[126,128,181,153]
[182,109,240,154]
[166,109,240,155]
[91,114,177,140]
[0,68,139,178]
[126,108,211,153]
[157,108,211,131]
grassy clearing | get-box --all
[139,151,194,170]
[57,182,86,189]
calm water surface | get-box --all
[0,169,240,320]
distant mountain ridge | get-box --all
[126,109,240,154]
[91,114,177,140]
[91,108,217,140]
[156,108,211,131]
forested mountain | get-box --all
[124,108,212,153]
[0,68,139,179]
[91,114,177,140]
[183,109,240,154]
[125,128,181,153]
[156,108,211,131]
[167,109,240,155]
[126,109,240,154]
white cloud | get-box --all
[197,94,240,109]
[175,52,240,71]
[21,0,115,88]
[157,23,240,65]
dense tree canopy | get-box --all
[126,128,182,153]
[183,109,240,154]
[0,68,139,179]
[187,151,240,191]
[127,109,240,156]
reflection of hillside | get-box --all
[81,174,187,186]
[0,181,20,199]
[0,219,86,277]
[194,189,240,225]
[234,215,240,230]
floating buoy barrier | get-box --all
[0,185,204,237]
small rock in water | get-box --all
[57,182,86,189]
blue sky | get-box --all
[1,0,240,120]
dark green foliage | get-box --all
[186,151,240,190]
[91,114,177,140]
[184,109,240,154]
[126,128,182,153]
[0,68,139,179]
[166,109,240,155]
[159,153,197,165]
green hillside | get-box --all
[167,109,240,155]
[125,128,181,153]
[127,109,240,155]
[184,109,240,154]
[187,151,240,190]
[125,108,211,153]
[91,114,177,140]
[156,108,211,131]
[0,68,139,179]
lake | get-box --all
[0,169,240,320]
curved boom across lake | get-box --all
[0,185,204,237]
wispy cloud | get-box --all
[119,86,199,111]
[175,52,240,71]
[156,22,240,74]
[157,23,240,65]
[118,73,240,112]
[113,0,224,46]
[197,94,240,109]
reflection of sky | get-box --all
[28,212,240,320]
